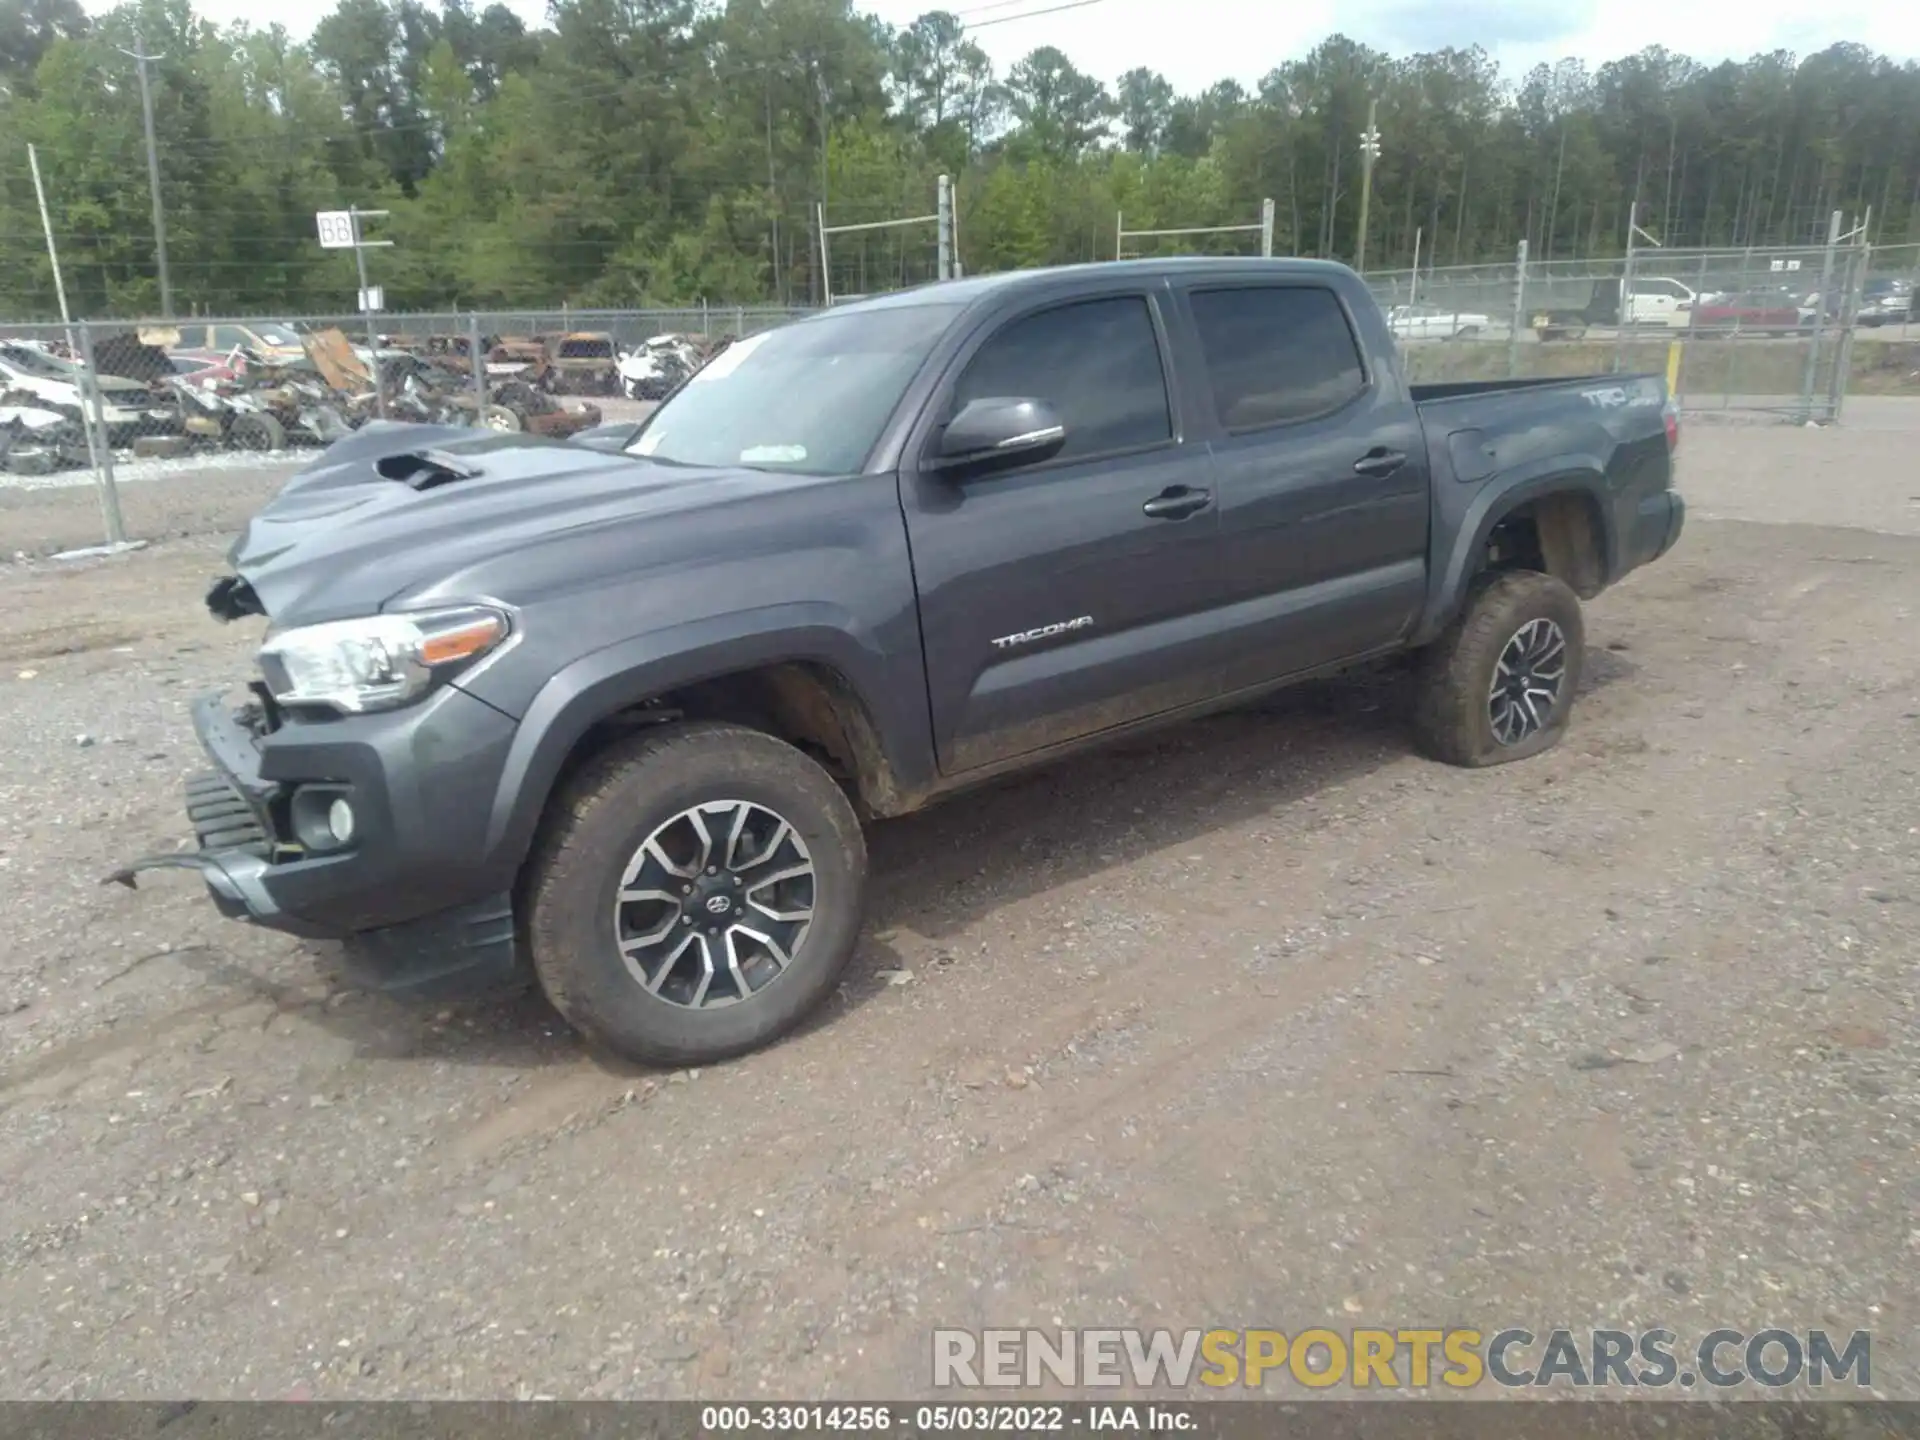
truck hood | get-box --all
[211,421,802,626]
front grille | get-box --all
[184,771,269,852]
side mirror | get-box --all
[929,397,1065,472]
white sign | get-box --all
[316,210,358,249]
[358,286,384,312]
[1768,258,1803,272]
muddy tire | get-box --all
[524,722,867,1067]
[481,404,522,432]
[230,412,286,452]
[1412,570,1585,768]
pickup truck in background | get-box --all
[114,258,1685,1067]
[1386,303,1492,341]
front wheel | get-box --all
[524,722,868,1066]
[1412,570,1585,767]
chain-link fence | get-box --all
[5,239,1917,555]
[0,306,813,552]
[1362,232,1911,423]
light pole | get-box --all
[118,30,172,316]
[1356,98,1381,275]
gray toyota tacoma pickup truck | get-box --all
[114,258,1685,1065]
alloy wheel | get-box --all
[1488,617,1568,745]
[611,800,815,1009]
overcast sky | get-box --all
[88,0,1900,93]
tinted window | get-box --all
[1188,286,1366,430]
[952,296,1170,462]
[211,326,250,351]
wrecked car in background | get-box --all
[484,338,552,389]
[142,319,308,367]
[0,390,89,474]
[0,340,179,445]
[379,355,602,438]
[614,332,738,400]
[542,332,621,395]
[616,333,702,400]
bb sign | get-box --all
[315,210,358,249]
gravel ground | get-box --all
[0,412,1916,1400]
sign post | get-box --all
[317,207,392,418]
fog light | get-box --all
[326,797,356,845]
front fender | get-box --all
[1414,459,1616,646]
[473,603,935,870]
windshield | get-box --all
[252,324,301,346]
[628,305,958,474]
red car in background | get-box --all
[1689,291,1807,337]
[169,349,249,386]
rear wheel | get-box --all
[524,722,867,1067]
[482,404,523,432]
[1412,570,1585,768]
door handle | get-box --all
[1353,448,1407,478]
[1141,485,1212,520]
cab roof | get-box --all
[823,257,1358,316]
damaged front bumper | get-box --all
[108,688,530,1002]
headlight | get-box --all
[257,606,508,713]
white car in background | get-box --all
[1388,303,1492,340]
[0,340,174,442]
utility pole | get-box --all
[29,144,124,547]
[315,206,392,417]
[119,32,172,317]
[936,174,953,282]
[1355,98,1381,275]
[1613,201,1662,376]
[350,207,390,418]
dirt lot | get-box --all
[1,414,1917,1400]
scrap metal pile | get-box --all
[0,326,609,476]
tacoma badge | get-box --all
[991,616,1094,650]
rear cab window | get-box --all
[1186,286,1367,431]
[951,295,1172,464]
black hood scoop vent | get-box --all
[375,447,485,491]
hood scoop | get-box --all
[375,447,485,492]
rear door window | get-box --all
[951,296,1172,464]
[1187,286,1367,430]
